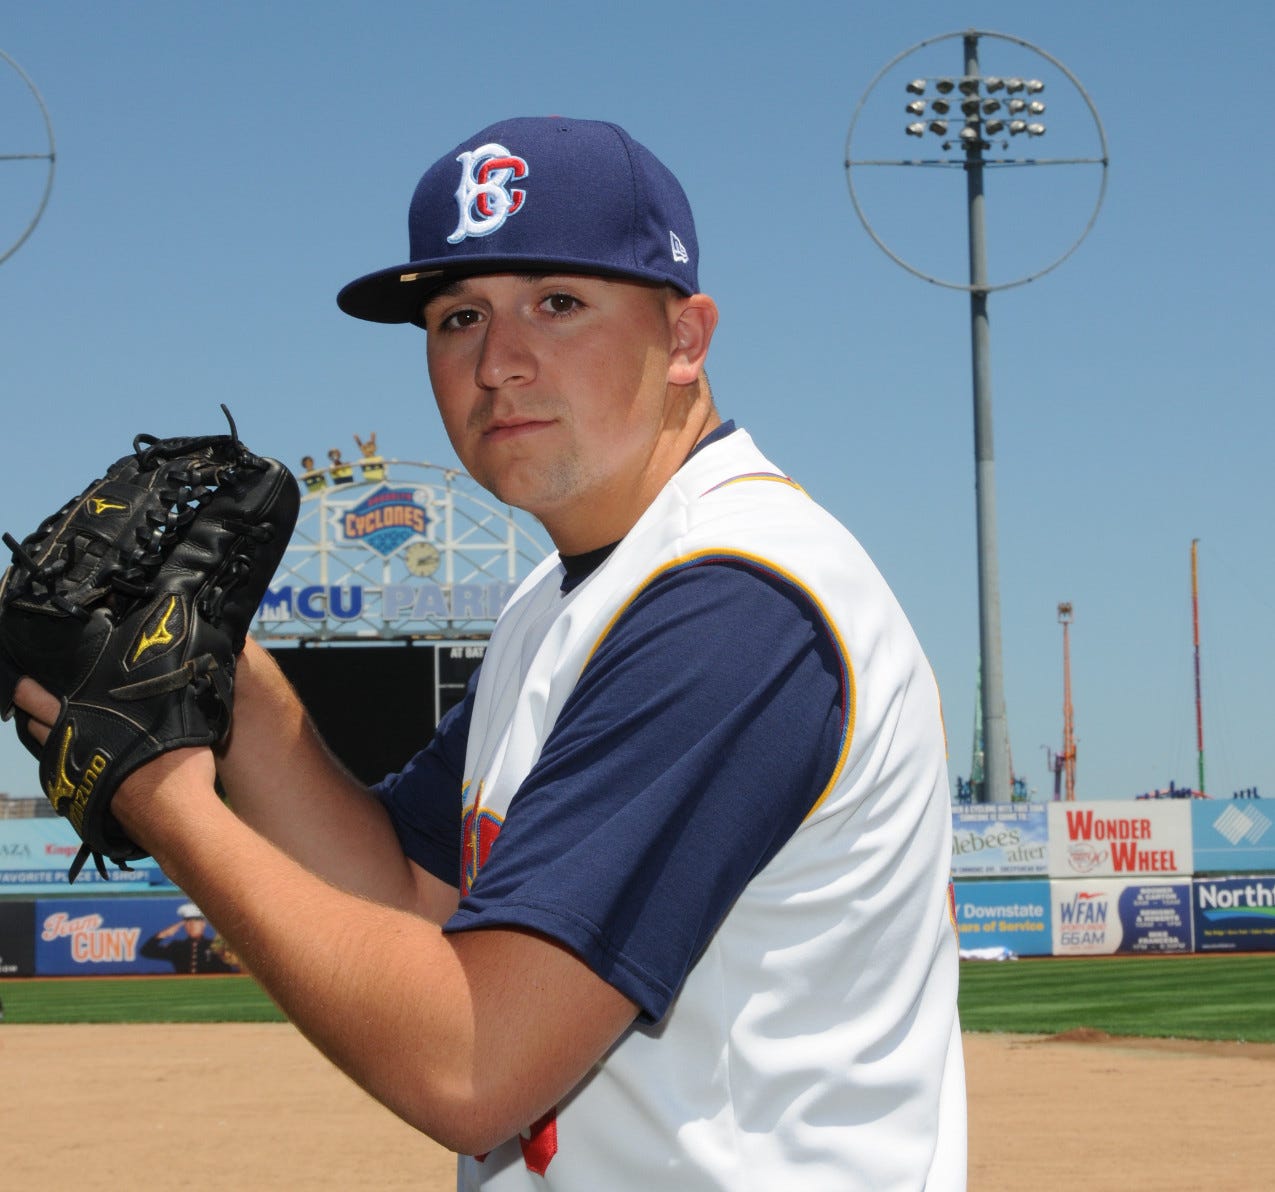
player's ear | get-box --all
[667,293,718,386]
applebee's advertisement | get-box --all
[1047,802,1192,879]
[951,804,1048,876]
[1051,881,1193,955]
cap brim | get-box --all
[338,257,694,327]
[336,263,451,325]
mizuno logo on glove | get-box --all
[131,595,183,664]
[44,723,110,830]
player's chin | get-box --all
[479,453,580,515]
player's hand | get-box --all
[12,676,59,747]
[16,671,219,860]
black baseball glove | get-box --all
[0,406,299,881]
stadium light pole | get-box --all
[846,29,1107,804]
[959,32,1014,804]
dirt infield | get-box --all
[2,1023,1271,1190]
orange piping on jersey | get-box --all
[932,665,949,760]
[581,546,856,821]
[699,472,807,497]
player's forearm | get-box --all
[218,639,421,909]
[117,761,632,1153]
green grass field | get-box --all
[0,975,285,1024]
[2,953,1272,1041]
[957,953,1275,1043]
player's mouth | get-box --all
[482,416,556,444]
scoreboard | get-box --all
[268,640,486,785]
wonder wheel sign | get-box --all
[252,447,550,642]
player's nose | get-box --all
[474,313,536,390]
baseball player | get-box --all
[12,116,965,1189]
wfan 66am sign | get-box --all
[253,452,549,642]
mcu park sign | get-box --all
[252,456,550,641]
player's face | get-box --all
[423,274,696,554]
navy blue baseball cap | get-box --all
[337,116,699,327]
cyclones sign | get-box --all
[1047,802,1193,878]
[338,485,429,557]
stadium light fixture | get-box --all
[845,29,1108,801]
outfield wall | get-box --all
[0,895,241,977]
[951,801,1275,880]
[951,800,1275,956]
[2,802,1272,970]
[0,818,174,895]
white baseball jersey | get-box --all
[453,428,965,1191]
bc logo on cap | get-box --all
[448,143,529,243]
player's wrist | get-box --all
[114,747,220,852]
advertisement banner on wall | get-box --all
[1051,880,1194,955]
[952,879,1052,954]
[1191,803,1275,875]
[1193,875,1275,952]
[1048,802,1193,879]
[951,805,1049,876]
[0,901,36,976]
[35,896,243,976]
[0,820,173,895]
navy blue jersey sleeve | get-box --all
[444,562,847,1023]
[371,670,476,888]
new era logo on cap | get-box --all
[337,116,700,325]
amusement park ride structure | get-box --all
[248,436,552,783]
[251,437,550,645]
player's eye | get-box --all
[541,292,583,317]
[437,307,484,332]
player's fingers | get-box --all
[13,676,60,740]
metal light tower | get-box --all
[845,30,1107,803]
[1190,538,1206,796]
[0,48,56,267]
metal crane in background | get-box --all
[1047,602,1077,801]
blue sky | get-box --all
[2,1,1272,805]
